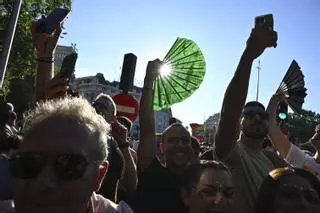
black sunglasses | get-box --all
[9,152,97,180]
[243,111,269,120]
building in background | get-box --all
[70,73,172,139]
[204,113,220,145]
[54,45,77,71]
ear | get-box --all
[180,188,191,206]
[94,161,109,191]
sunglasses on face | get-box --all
[279,184,320,204]
[9,152,97,181]
[243,111,269,120]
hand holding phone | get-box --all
[37,8,70,35]
[245,14,277,59]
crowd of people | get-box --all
[0,15,320,213]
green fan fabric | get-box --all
[153,38,206,111]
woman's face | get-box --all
[183,168,234,213]
[273,174,320,213]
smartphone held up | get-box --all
[255,14,274,30]
[60,53,78,80]
[37,8,70,35]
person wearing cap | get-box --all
[267,93,320,179]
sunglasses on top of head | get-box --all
[243,111,269,120]
[9,152,101,180]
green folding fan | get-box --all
[152,38,206,111]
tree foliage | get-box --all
[6,75,36,117]
[0,0,72,100]
[285,109,320,143]
[0,0,72,117]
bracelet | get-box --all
[118,142,130,149]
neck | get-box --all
[240,132,263,150]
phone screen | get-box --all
[44,8,70,34]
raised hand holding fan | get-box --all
[153,38,206,111]
[277,60,307,113]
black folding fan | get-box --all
[278,60,307,113]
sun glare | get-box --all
[159,64,172,76]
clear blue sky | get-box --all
[60,0,320,126]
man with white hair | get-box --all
[0,97,132,213]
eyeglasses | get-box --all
[9,152,99,180]
[279,184,320,204]
[243,111,269,120]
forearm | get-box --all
[139,76,155,131]
[215,49,254,157]
[137,76,156,172]
[267,96,291,156]
[119,147,137,194]
[36,60,54,101]
[222,49,254,119]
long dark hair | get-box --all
[255,167,320,213]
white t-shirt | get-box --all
[286,144,320,179]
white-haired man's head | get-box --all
[23,96,110,161]
[13,97,110,213]
[92,93,117,123]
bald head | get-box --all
[161,123,194,170]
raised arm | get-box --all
[215,25,278,158]
[137,59,160,173]
[111,121,137,196]
[32,19,62,101]
[267,93,291,157]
